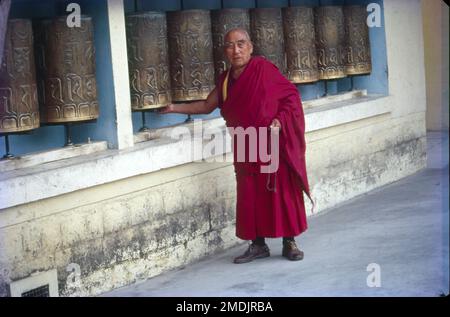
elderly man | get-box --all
[158,28,313,264]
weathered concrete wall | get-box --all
[0,0,429,296]
[0,162,238,296]
[307,112,427,212]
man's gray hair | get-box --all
[224,28,252,42]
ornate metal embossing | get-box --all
[250,8,286,74]
[282,6,319,84]
[0,19,39,133]
[211,8,250,81]
[126,11,171,110]
[167,10,215,102]
[34,16,98,123]
[314,6,347,80]
[344,5,372,76]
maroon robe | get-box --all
[218,56,313,240]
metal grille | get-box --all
[21,284,50,297]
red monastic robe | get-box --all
[218,56,313,240]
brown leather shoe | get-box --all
[282,241,304,261]
[233,243,270,264]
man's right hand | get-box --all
[157,88,219,115]
[157,104,175,114]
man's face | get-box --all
[223,31,253,69]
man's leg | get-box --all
[253,237,266,246]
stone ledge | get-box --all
[306,94,391,132]
[0,141,108,173]
[303,89,368,110]
[0,93,391,210]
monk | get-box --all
[158,28,313,263]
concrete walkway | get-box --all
[104,132,449,297]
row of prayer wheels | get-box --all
[0,16,98,134]
[127,5,372,111]
[0,5,371,135]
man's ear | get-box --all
[249,42,254,54]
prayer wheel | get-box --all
[167,10,215,102]
[34,16,98,123]
[250,8,286,75]
[126,12,171,110]
[282,6,319,84]
[343,5,372,76]
[211,8,250,81]
[0,19,39,134]
[314,6,347,80]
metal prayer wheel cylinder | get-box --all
[167,10,215,102]
[250,8,286,74]
[343,5,372,76]
[314,6,347,80]
[126,12,171,110]
[282,6,319,84]
[211,8,250,81]
[0,19,40,134]
[34,16,99,123]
